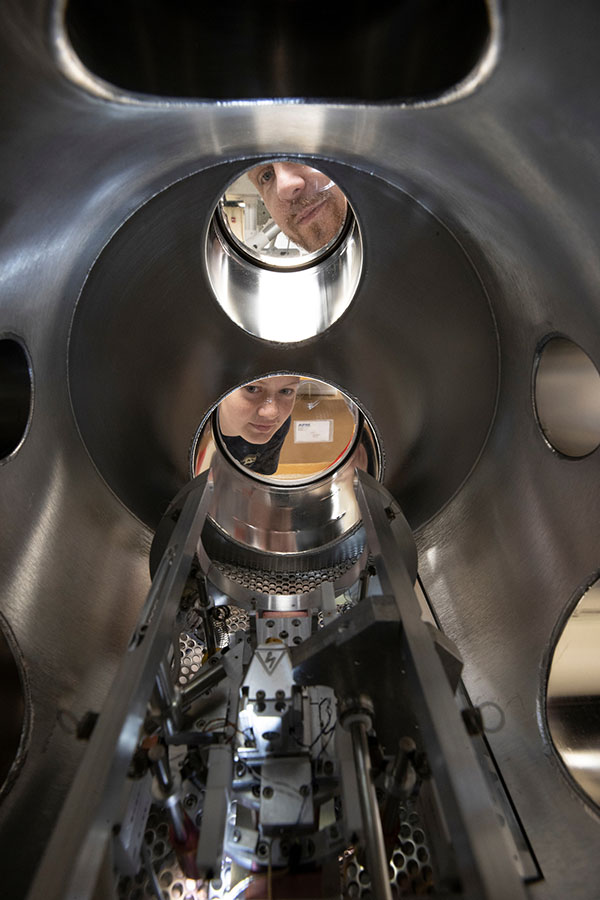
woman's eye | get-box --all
[280,388,295,396]
[245,385,260,394]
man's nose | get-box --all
[274,164,307,201]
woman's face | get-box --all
[218,376,300,444]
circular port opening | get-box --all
[193,374,380,485]
[0,337,33,462]
[547,578,600,808]
[534,336,600,457]
[206,161,362,343]
[219,162,350,268]
[0,614,29,799]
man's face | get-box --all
[218,376,300,444]
[247,163,348,252]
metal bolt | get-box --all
[235,763,246,778]
[263,786,274,798]
[256,690,266,700]
[266,620,274,628]
[257,842,269,857]
[252,784,261,797]
[184,794,197,809]
[275,689,285,700]
[299,784,310,797]
[232,828,241,843]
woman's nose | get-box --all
[257,397,279,418]
[274,163,306,201]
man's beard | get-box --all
[284,192,346,252]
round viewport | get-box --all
[206,161,362,342]
[193,374,380,485]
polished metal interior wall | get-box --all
[1,1,600,898]
[67,159,497,529]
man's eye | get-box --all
[259,169,273,185]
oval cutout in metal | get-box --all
[534,337,600,457]
[0,337,33,462]
[547,579,600,808]
[0,614,28,799]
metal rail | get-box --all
[27,474,213,900]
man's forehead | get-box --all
[247,376,300,388]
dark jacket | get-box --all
[222,417,291,475]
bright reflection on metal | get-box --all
[547,580,600,806]
[206,176,362,342]
[534,336,600,457]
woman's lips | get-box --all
[249,422,278,433]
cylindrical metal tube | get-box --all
[179,660,227,709]
[148,744,173,793]
[348,717,393,900]
[164,794,188,844]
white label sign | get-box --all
[294,420,334,443]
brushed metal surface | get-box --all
[0,0,599,897]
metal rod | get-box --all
[141,840,164,900]
[179,660,227,709]
[348,716,393,900]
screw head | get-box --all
[263,786,274,798]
